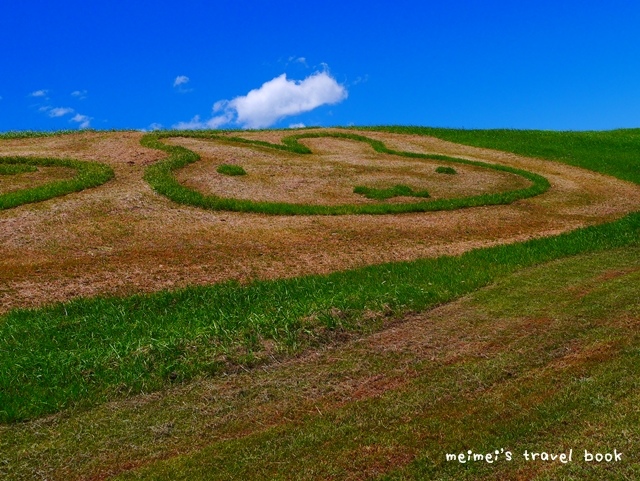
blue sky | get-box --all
[1,0,639,132]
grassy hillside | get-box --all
[365,127,640,185]
[1,128,638,480]
[110,247,640,481]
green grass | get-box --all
[3,247,638,481]
[0,127,637,424]
[362,126,640,185]
[0,156,114,210]
[0,130,87,139]
[141,130,549,215]
[435,166,457,175]
[1,127,639,479]
[0,127,640,422]
[1,210,638,423]
[216,163,247,176]
[107,247,640,481]
[353,183,430,200]
[0,163,38,175]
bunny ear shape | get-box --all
[0,156,114,210]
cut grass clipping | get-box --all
[0,156,114,210]
[141,131,549,215]
[216,163,247,176]
[353,183,430,200]
[435,166,457,175]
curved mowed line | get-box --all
[0,156,114,210]
[141,131,550,215]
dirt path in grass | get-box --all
[1,129,639,313]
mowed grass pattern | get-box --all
[0,156,114,210]
[0,128,639,480]
[0,191,638,422]
[142,131,550,215]
[365,126,640,185]
[110,247,640,481]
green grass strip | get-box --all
[0,163,38,175]
[361,126,640,185]
[141,131,549,215]
[1,210,638,423]
[0,156,114,210]
[353,184,430,200]
[0,130,87,140]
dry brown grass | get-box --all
[170,136,529,204]
[1,128,639,313]
[0,166,76,195]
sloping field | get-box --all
[1,129,638,313]
[1,128,639,480]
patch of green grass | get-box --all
[141,131,549,215]
[353,183,430,200]
[2,247,638,481]
[435,166,457,175]
[0,156,114,210]
[106,247,640,481]
[216,163,247,176]
[0,163,38,175]
[363,126,640,185]
[0,130,87,139]
[1,127,639,479]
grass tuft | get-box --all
[216,163,247,176]
[435,166,457,175]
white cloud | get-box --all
[172,113,232,130]
[49,107,74,118]
[210,71,347,130]
[173,69,347,130]
[71,114,91,129]
[289,123,305,129]
[148,122,163,131]
[288,56,308,66]
[352,74,369,85]
[30,89,48,97]
[174,75,190,87]
[71,90,88,99]
[228,72,346,128]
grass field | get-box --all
[0,127,638,480]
